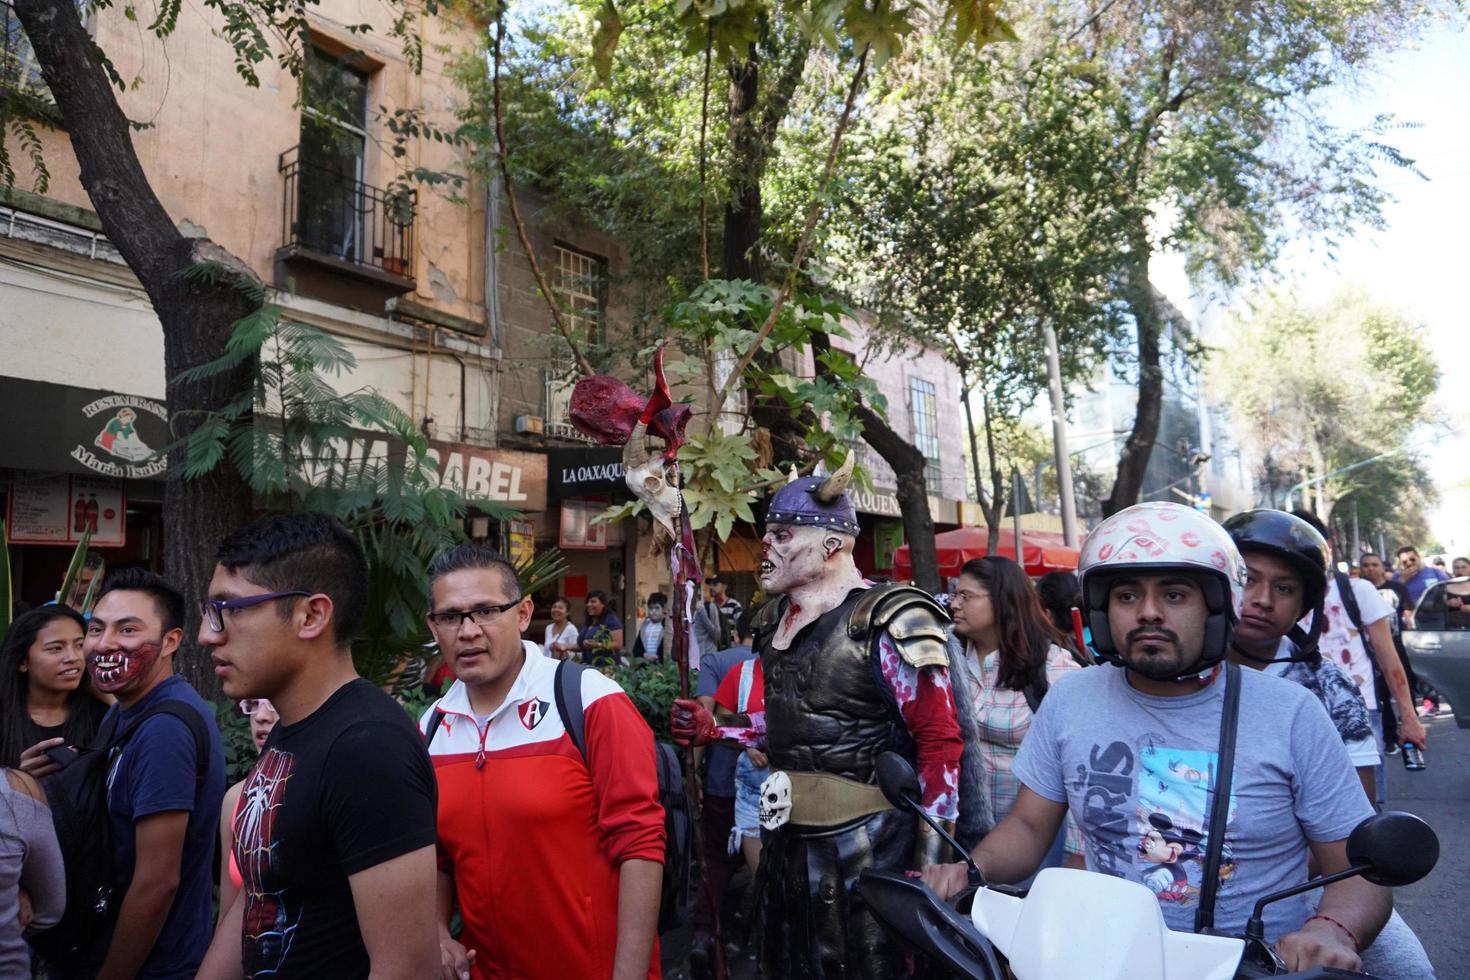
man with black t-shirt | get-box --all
[196,514,439,980]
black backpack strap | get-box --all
[1022,668,1049,715]
[553,659,588,761]
[1336,570,1365,633]
[425,708,447,744]
[114,701,211,786]
[1195,662,1241,933]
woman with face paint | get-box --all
[0,606,110,776]
[215,698,280,925]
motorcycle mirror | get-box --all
[877,752,921,811]
[1347,811,1439,887]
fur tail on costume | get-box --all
[948,632,993,850]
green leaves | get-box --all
[1208,288,1440,542]
[950,0,1015,49]
[169,303,519,685]
[676,430,770,540]
[56,529,92,607]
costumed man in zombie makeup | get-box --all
[673,458,971,978]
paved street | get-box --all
[1389,707,1470,980]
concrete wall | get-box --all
[0,246,164,397]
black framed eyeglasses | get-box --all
[427,600,522,630]
[200,591,312,633]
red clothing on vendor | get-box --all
[421,645,666,979]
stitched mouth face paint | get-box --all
[87,640,163,693]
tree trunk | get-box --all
[1104,244,1164,517]
[15,0,259,694]
[959,373,999,537]
[723,52,763,283]
[979,382,1006,554]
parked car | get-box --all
[1402,577,1470,729]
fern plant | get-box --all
[171,269,518,685]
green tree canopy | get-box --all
[1208,287,1441,545]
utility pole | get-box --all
[1012,469,1025,568]
[1042,323,1079,547]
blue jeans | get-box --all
[731,752,770,853]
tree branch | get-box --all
[491,7,595,377]
[708,44,870,428]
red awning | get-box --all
[892,526,1080,580]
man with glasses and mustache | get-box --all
[195,513,439,980]
[85,567,225,980]
[1394,546,1448,606]
[419,542,665,980]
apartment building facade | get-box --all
[0,0,521,601]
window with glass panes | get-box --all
[546,245,606,423]
[3,0,52,101]
[298,47,370,262]
[908,378,942,494]
[555,245,606,344]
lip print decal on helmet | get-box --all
[1077,501,1246,678]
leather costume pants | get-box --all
[758,808,917,979]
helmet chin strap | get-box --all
[1155,649,1227,684]
[1230,608,1326,666]
[1115,645,1226,684]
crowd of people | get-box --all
[0,493,1453,979]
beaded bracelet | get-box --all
[1305,913,1361,952]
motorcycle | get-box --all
[857,753,1439,980]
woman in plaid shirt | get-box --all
[950,557,1090,871]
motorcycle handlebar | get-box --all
[856,870,1006,979]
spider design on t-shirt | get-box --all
[236,747,299,976]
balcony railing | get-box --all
[278,146,414,280]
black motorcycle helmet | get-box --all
[1222,509,1330,664]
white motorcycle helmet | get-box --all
[1078,501,1246,679]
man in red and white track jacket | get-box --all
[421,544,665,980]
